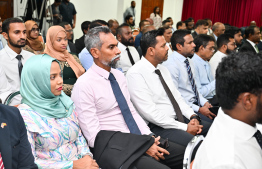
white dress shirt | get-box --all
[193,108,262,169]
[0,45,34,104]
[163,51,208,112]
[166,42,173,56]
[127,57,196,131]
[209,50,227,78]
[246,39,259,53]
[116,42,140,74]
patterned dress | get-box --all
[18,104,92,169]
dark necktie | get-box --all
[108,73,141,135]
[16,55,23,79]
[254,130,262,149]
[184,59,200,106]
[155,69,185,123]
[126,48,135,65]
[0,153,4,169]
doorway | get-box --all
[140,0,164,21]
[0,0,13,21]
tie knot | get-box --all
[16,55,22,61]
[184,58,189,65]
[126,47,130,52]
[108,73,116,81]
[155,69,161,76]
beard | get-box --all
[226,48,236,55]
[101,55,120,68]
[8,34,26,48]
[121,36,134,46]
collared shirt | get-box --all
[191,53,215,99]
[59,1,77,26]
[213,34,218,41]
[166,42,173,56]
[127,57,195,131]
[193,108,262,169]
[134,32,142,48]
[116,42,140,74]
[246,39,259,53]
[67,44,71,53]
[209,50,227,78]
[71,63,151,147]
[163,51,208,112]
[0,45,34,103]
[0,38,3,50]
[79,48,94,70]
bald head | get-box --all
[250,21,257,26]
[142,25,155,34]
[212,22,225,37]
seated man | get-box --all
[191,35,217,105]
[193,52,262,169]
[72,26,185,169]
[0,104,38,169]
[191,20,209,39]
[134,20,150,48]
[75,20,90,54]
[59,22,76,53]
[158,26,173,56]
[126,30,211,146]
[163,30,215,121]
[209,34,236,78]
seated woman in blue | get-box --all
[18,54,99,169]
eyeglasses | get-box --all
[31,28,40,32]
[65,29,73,33]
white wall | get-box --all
[13,0,184,40]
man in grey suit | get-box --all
[124,1,136,25]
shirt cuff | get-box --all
[177,122,188,131]
[192,104,200,112]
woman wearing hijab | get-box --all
[23,20,45,54]
[18,54,99,169]
[44,25,85,96]
[150,7,162,29]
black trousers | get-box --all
[129,138,185,169]
[149,116,211,147]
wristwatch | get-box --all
[190,115,201,124]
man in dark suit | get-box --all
[59,22,77,54]
[75,21,90,54]
[191,20,209,39]
[239,26,261,54]
[0,104,37,169]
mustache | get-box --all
[18,38,26,42]
[109,55,120,68]
[128,37,134,41]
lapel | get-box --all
[0,117,12,169]
[245,41,257,53]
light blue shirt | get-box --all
[191,53,215,99]
[79,48,94,70]
[0,39,3,50]
[162,51,208,112]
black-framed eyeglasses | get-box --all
[31,28,40,32]
[65,29,73,33]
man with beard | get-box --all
[0,18,34,105]
[239,26,261,54]
[126,30,211,147]
[193,52,262,169]
[116,23,140,74]
[72,26,186,169]
[209,34,236,78]
[0,16,7,50]
[163,30,215,122]
[125,15,135,30]
[225,26,243,51]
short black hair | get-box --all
[116,23,130,36]
[125,15,133,22]
[140,29,163,56]
[216,52,262,110]
[139,20,150,30]
[225,26,241,36]
[108,19,119,28]
[81,21,90,34]
[2,17,24,34]
[166,17,172,20]
[162,19,171,26]
[89,19,108,29]
[217,33,234,49]
[171,29,191,51]
[187,17,194,22]
[59,21,70,29]
[245,26,259,39]
[176,21,184,29]
[194,34,215,52]
[195,19,208,28]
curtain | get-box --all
[182,0,262,27]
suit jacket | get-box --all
[0,34,7,49]
[68,41,77,55]
[0,104,37,169]
[75,35,85,54]
[192,31,198,39]
[94,130,154,169]
[239,40,257,54]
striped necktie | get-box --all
[184,59,200,106]
[0,153,4,169]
